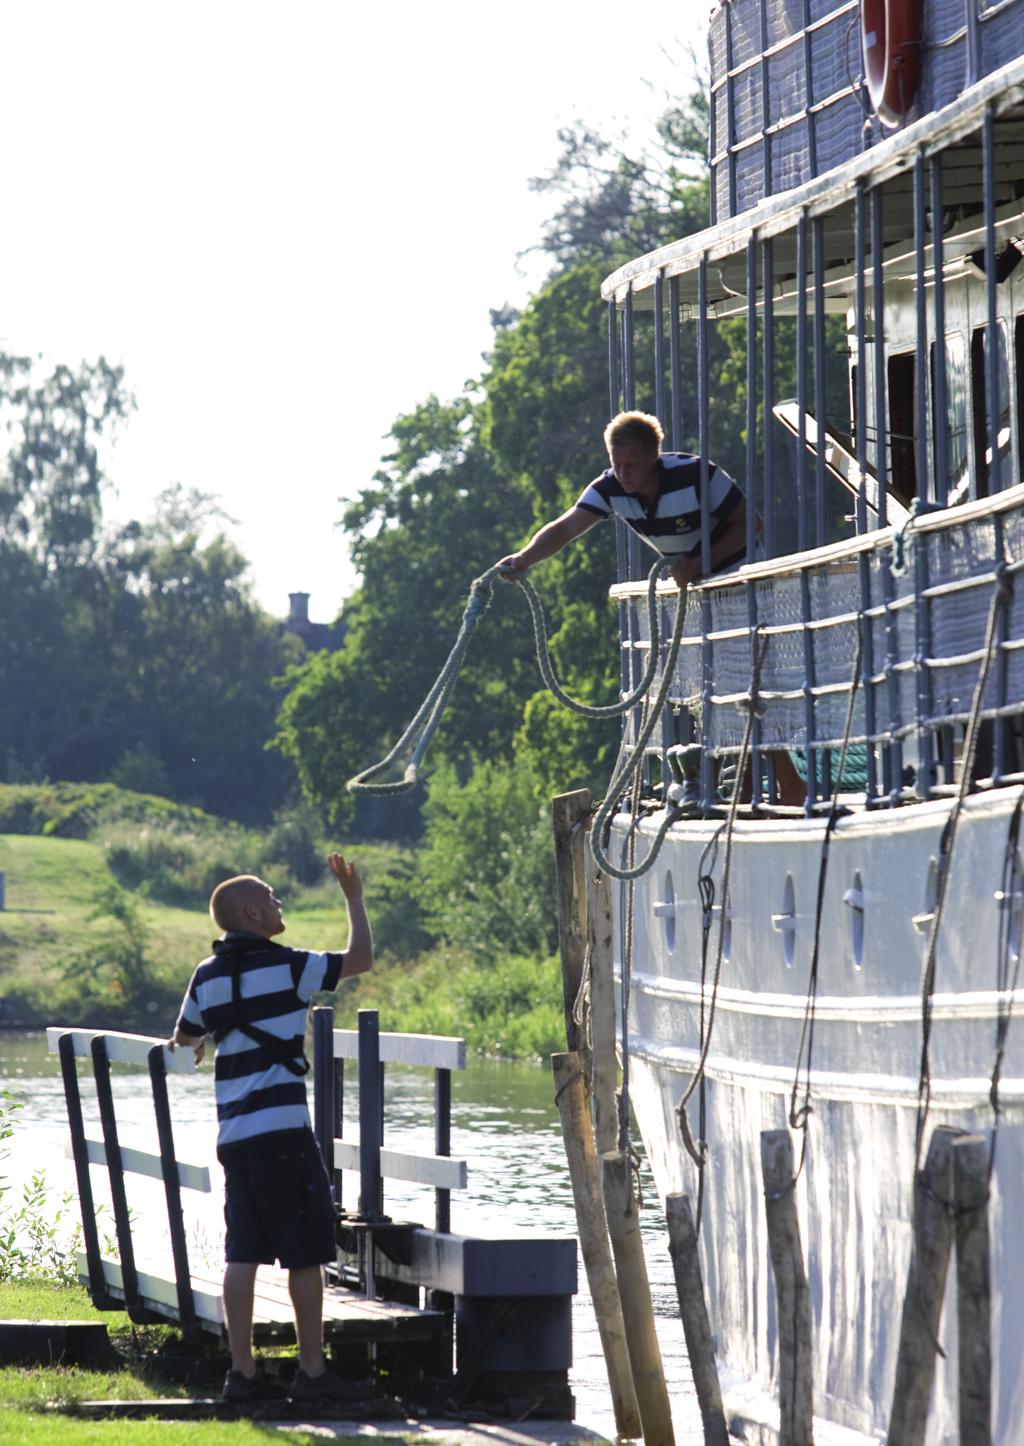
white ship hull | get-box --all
[612,789,1024,1444]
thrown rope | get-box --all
[347,555,675,796]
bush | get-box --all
[351,946,564,1060]
[414,760,558,957]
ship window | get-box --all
[887,352,917,508]
[970,320,1011,497]
[930,333,969,505]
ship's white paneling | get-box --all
[613,789,1024,1444]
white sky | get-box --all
[0,0,713,620]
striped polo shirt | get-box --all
[576,452,744,570]
[175,932,345,1146]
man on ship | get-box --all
[497,409,805,806]
[496,409,754,587]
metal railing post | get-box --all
[148,1043,196,1331]
[357,1009,384,1221]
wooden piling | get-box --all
[603,1149,676,1446]
[552,1052,642,1440]
[587,856,618,1155]
[760,1130,813,1446]
[552,789,592,1083]
[886,1124,959,1446]
[665,1194,729,1446]
[953,1133,992,1446]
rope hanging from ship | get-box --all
[675,629,768,1177]
[914,560,1014,1180]
[788,625,865,1181]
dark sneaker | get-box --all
[290,1367,357,1403]
[222,1367,289,1402]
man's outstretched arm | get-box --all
[497,507,600,578]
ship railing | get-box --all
[611,479,1024,811]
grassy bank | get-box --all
[0,1279,376,1443]
[0,785,563,1059]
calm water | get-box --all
[0,1030,699,1440]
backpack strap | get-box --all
[213,945,310,1076]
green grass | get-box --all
[0,1418,378,1445]
[0,1280,112,1322]
[0,1281,394,1443]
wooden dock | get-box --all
[45,1010,577,1420]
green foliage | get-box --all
[60,880,161,1024]
[0,1092,86,1286]
[414,760,557,958]
[353,947,563,1060]
[0,783,217,840]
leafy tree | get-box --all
[413,759,557,958]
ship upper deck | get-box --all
[603,47,1024,313]
[708,0,1024,223]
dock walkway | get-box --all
[46,1010,577,1419]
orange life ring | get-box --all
[861,0,922,128]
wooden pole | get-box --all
[552,789,592,1084]
[953,1133,991,1446]
[886,1124,959,1446]
[587,856,618,1155]
[552,1052,642,1439]
[603,1149,676,1446]
[761,1130,814,1446]
[665,1194,729,1446]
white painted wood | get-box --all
[69,1134,211,1193]
[47,1026,197,1074]
[333,1138,467,1190]
[80,1254,224,1325]
[331,1030,465,1070]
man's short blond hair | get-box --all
[603,410,664,454]
[210,875,260,932]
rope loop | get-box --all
[348,556,675,797]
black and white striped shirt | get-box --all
[576,452,744,569]
[176,933,344,1146]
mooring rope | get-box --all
[914,561,1012,1174]
[347,555,675,797]
[787,626,864,1179]
[676,629,768,1168]
[587,587,692,881]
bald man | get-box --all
[168,853,372,1404]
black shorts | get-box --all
[217,1128,336,1269]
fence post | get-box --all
[602,1149,676,1446]
[761,1130,814,1446]
[887,1125,959,1446]
[435,1066,452,1233]
[312,1004,335,1192]
[57,1034,111,1307]
[953,1133,991,1446]
[588,857,618,1156]
[357,1009,384,1221]
[553,789,592,1083]
[552,1052,641,1438]
[91,1036,148,1323]
[666,1194,729,1446]
[148,1043,196,1332]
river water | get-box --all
[0,1031,702,1441]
